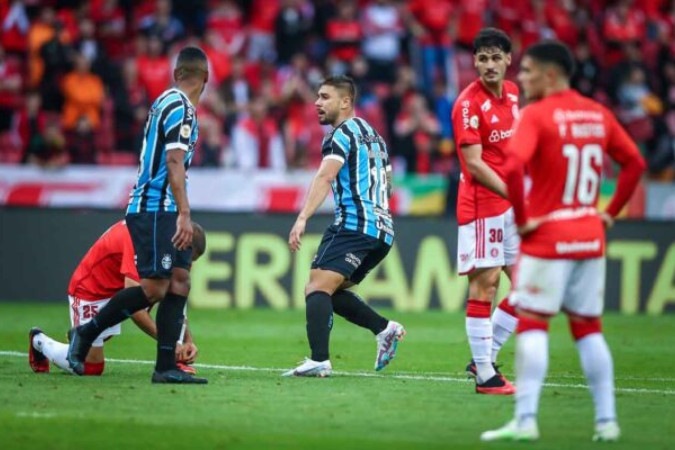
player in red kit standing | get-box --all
[481,41,645,442]
[450,28,519,395]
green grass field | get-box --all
[0,303,673,450]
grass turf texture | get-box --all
[0,303,673,450]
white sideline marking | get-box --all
[3,350,674,396]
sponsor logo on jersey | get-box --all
[507,93,519,103]
[180,124,191,139]
[480,100,492,112]
[490,115,499,124]
[462,101,470,129]
[345,252,362,268]
[488,129,514,143]
[161,254,172,270]
[470,115,479,129]
[555,239,601,254]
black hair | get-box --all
[320,75,357,104]
[191,222,206,258]
[473,28,512,54]
[175,46,208,81]
[524,40,576,78]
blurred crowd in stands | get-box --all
[0,0,673,182]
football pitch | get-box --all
[0,303,673,450]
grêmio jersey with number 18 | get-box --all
[451,79,520,225]
[504,89,645,259]
[321,117,394,245]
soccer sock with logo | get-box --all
[466,299,495,382]
[332,290,389,335]
[515,316,549,427]
[573,324,617,423]
[78,287,151,341]
[32,333,71,373]
[491,298,518,363]
[305,291,333,362]
[155,292,188,372]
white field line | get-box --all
[2,350,673,396]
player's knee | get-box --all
[170,270,191,297]
[83,361,105,376]
[568,316,602,341]
[516,314,550,334]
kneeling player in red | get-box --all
[28,220,205,376]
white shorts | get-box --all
[68,296,121,347]
[457,208,520,275]
[509,255,606,317]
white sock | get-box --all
[466,317,495,382]
[515,330,548,425]
[491,307,518,363]
[33,333,73,373]
[576,333,617,423]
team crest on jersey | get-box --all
[161,254,172,270]
[469,115,479,129]
[480,100,492,112]
[180,124,191,139]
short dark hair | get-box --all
[320,75,357,104]
[473,28,512,54]
[175,46,208,81]
[524,40,576,78]
[191,222,206,258]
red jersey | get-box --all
[68,221,139,301]
[505,89,645,259]
[451,79,520,224]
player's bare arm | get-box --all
[166,149,192,251]
[289,159,343,252]
[461,143,508,198]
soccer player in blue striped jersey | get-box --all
[66,47,209,384]
[283,76,406,378]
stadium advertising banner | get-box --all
[0,208,673,314]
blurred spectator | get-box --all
[325,0,361,73]
[544,0,578,48]
[571,39,601,99]
[90,0,127,60]
[405,0,457,98]
[603,0,647,66]
[39,21,72,112]
[393,91,440,174]
[19,91,68,167]
[278,53,323,168]
[61,52,105,132]
[138,0,185,44]
[171,0,208,36]
[0,44,22,132]
[28,6,59,89]
[246,0,280,62]
[1,0,30,54]
[114,58,147,153]
[360,0,403,84]
[231,96,285,170]
[206,0,245,57]
[275,0,313,66]
[218,56,253,134]
[454,0,488,50]
[203,29,232,86]
[136,33,171,102]
[383,64,416,151]
[617,66,662,143]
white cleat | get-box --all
[375,321,406,371]
[282,358,332,377]
[593,421,620,442]
[480,419,540,442]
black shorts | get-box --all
[126,212,191,279]
[311,225,391,284]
